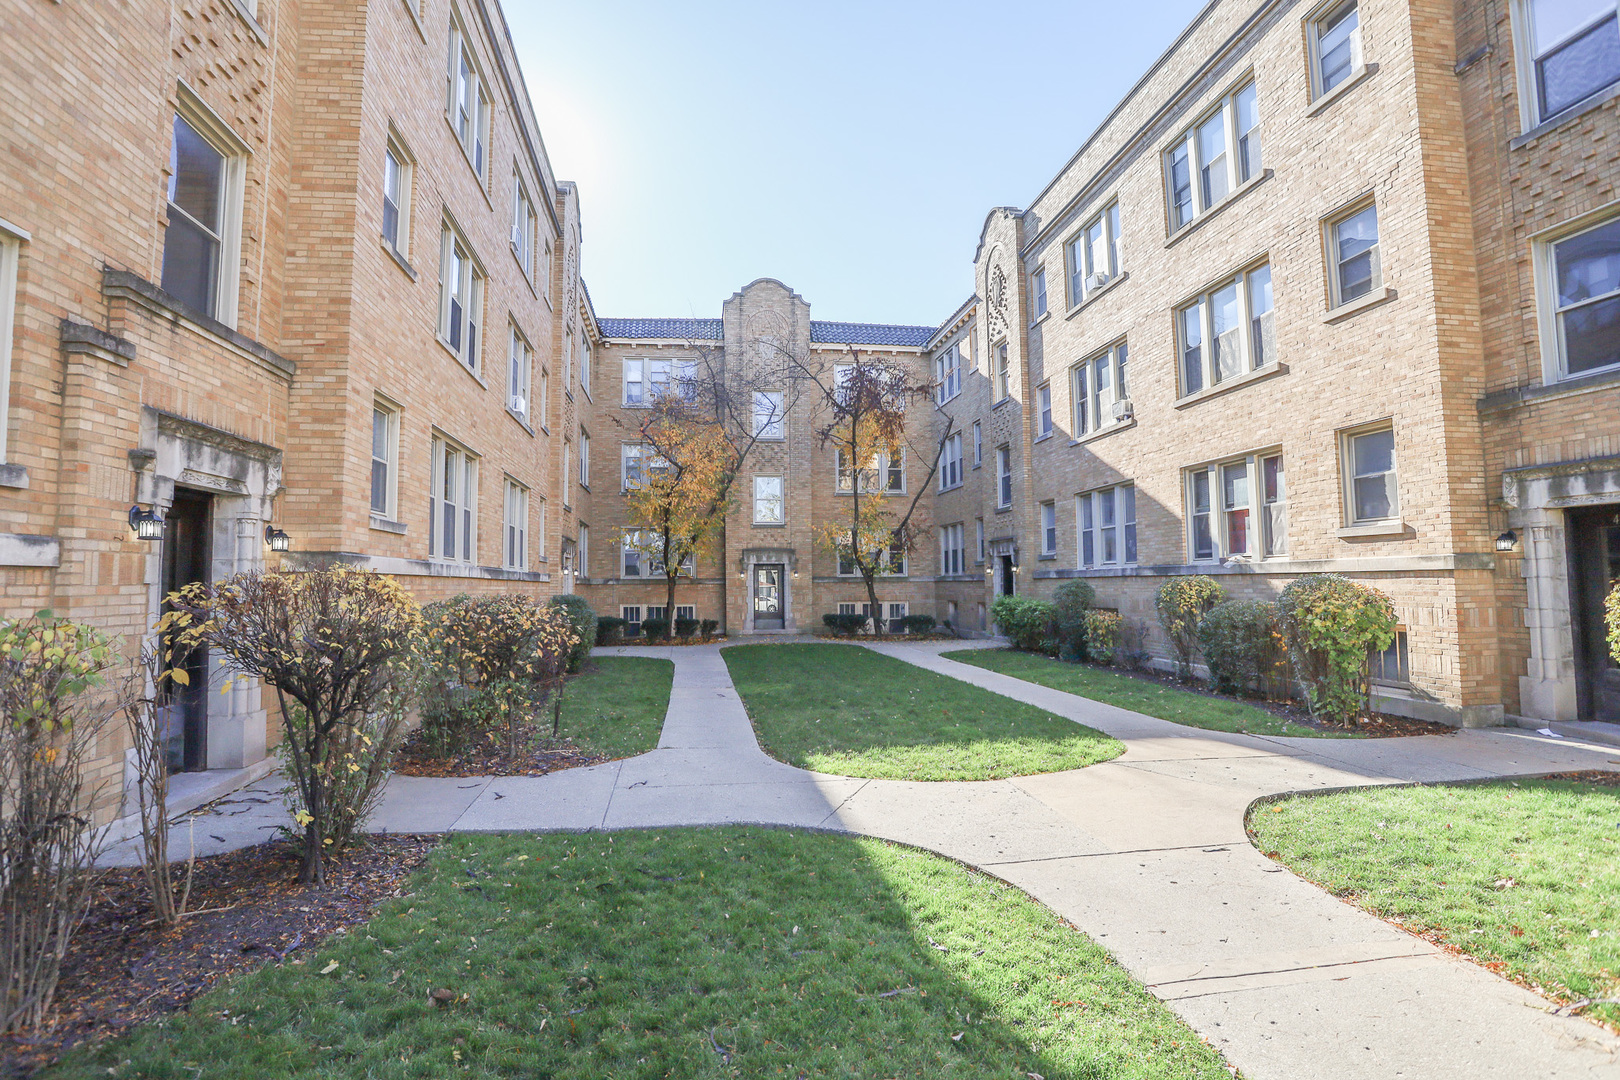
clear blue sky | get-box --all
[506,1,1209,328]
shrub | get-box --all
[1155,577,1224,680]
[0,612,119,1033]
[1052,580,1096,659]
[992,594,1058,654]
[674,617,699,639]
[547,594,597,673]
[1198,599,1288,698]
[1607,580,1620,665]
[700,619,720,640]
[1082,609,1122,665]
[1277,574,1398,724]
[822,612,867,636]
[171,568,421,885]
[641,617,670,640]
[595,616,626,645]
[900,614,937,635]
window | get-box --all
[620,532,692,578]
[1343,425,1398,524]
[579,430,590,487]
[1186,452,1286,560]
[754,475,784,524]
[1176,263,1274,395]
[836,532,907,577]
[1521,0,1620,122]
[1077,484,1137,568]
[578,524,589,579]
[1041,501,1058,556]
[753,390,784,439]
[580,337,592,397]
[1037,383,1053,438]
[561,442,571,508]
[994,342,1010,401]
[621,606,643,636]
[935,342,962,404]
[503,480,528,570]
[1073,341,1130,431]
[972,421,982,467]
[0,225,20,467]
[508,325,531,422]
[1032,268,1048,318]
[622,443,645,490]
[439,226,483,371]
[883,602,909,634]
[1370,628,1411,685]
[538,367,549,428]
[536,497,547,560]
[512,175,536,278]
[1311,2,1362,99]
[383,138,412,256]
[976,518,986,563]
[1328,203,1380,307]
[564,331,573,388]
[1065,201,1122,307]
[938,433,963,491]
[940,523,965,576]
[1164,83,1261,233]
[1544,214,1620,379]
[162,102,245,324]
[676,605,696,623]
[996,446,1012,508]
[370,401,399,519]
[836,448,904,494]
[429,435,477,562]
[447,19,491,178]
[623,357,698,405]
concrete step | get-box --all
[1540,720,1620,750]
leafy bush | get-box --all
[641,617,670,640]
[1198,600,1288,698]
[595,616,626,645]
[0,612,119,1032]
[900,614,937,635]
[1052,580,1096,659]
[547,594,597,673]
[674,617,699,639]
[1607,580,1620,665]
[992,594,1057,654]
[1082,609,1122,665]
[1277,574,1398,724]
[1155,577,1224,680]
[822,612,867,636]
[700,619,721,640]
[171,568,420,885]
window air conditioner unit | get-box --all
[1085,272,1110,293]
[1111,398,1134,421]
[511,226,524,249]
[510,395,526,415]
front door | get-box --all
[999,555,1014,597]
[1570,505,1620,721]
[160,489,212,772]
[753,564,784,630]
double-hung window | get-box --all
[622,532,645,578]
[1519,0,1620,123]
[623,357,697,405]
[1177,263,1274,395]
[1032,268,1048,319]
[1370,628,1411,685]
[439,226,483,371]
[508,325,531,422]
[1342,424,1398,525]
[938,433,963,491]
[1041,502,1058,556]
[940,523,965,576]
[972,421,982,467]
[1327,203,1380,307]
[0,224,21,470]
[1165,83,1261,234]
[512,176,536,278]
[996,446,1013,508]
[622,444,646,490]
[503,480,528,571]
[580,338,592,398]
[1077,484,1137,568]
[162,101,246,325]
[935,343,962,404]
[578,431,590,487]
[1310,2,1363,99]
[1037,383,1054,438]
[1072,341,1130,432]
[1185,452,1285,561]
[835,448,903,494]
[754,476,784,524]
[447,19,491,179]
[1543,214,1620,379]
[429,435,477,563]
[383,137,412,257]
[994,343,1011,401]
[370,401,399,520]
[753,391,784,439]
[975,518,986,563]
[1065,202,1122,307]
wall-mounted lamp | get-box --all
[984,564,994,577]
[128,505,164,541]
[1495,530,1519,552]
[264,525,291,552]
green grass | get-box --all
[51,829,1232,1079]
[722,643,1122,780]
[558,656,673,758]
[945,648,1356,739]
[1249,778,1620,1027]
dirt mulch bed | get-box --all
[606,636,728,647]
[1,834,437,1078]
[391,726,608,778]
[1531,770,1620,786]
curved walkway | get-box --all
[107,639,1620,1079]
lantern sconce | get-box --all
[128,504,165,541]
[264,525,291,552]
[1494,530,1519,552]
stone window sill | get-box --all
[1164,172,1272,250]
[1034,431,1056,444]
[1510,80,1620,150]
[1336,519,1407,539]
[1478,362,1620,414]
[0,464,29,490]
[1069,416,1138,445]
[1324,286,1393,324]
[1174,363,1289,410]
[1063,271,1130,318]
[437,337,488,387]
[1307,63,1376,118]
[370,516,407,535]
[382,236,417,281]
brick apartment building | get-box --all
[0,0,1617,822]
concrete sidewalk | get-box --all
[104,638,1620,1079]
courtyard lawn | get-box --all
[557,656,673,758]
[722,643,1121,780]
[945,648,1354,739]
[1249,778,1620,1028]
[50,829,1232,1080]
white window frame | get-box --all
[996,445,1013,508]
[1163,81,1261,234]
[1340,423,1399,526]
[1064,200,1122,308]
[1032,267,1048,319]
[1512,0,1620,127]
[164,86,250,327]
[578,523,589,580]
[835,447,904,495]
[621,443,646,491]
[1325,200,1381,309]
[511,172,536,279]
[1076,484,1138,568]
[536,496,547,561]
[383,132,414,259]
[429,433,478,563]
[623,357,697,406]
[508,323,531,423]
[976,517,986,563]
[935,342,962,404]
[754,475,785,524]
[580,336,592,399]
[1535,207,1620,383]
[621,605,643,635]
[0,222,24,467]
[438,222,484,372]
[579,430,590,488]
[1037,383,1054,438]
[836,532,907,578]
[753,390,785,440]
[503,479,528,571]
[1041,501,1058,556]
[994,342,1010,401]
[938,432,963,492]
[1184,451,1285,562]
[561,441,572,509]
[972,421,982,467]
[446,15,492,181]
[370,398,400,520]
[1307,1,1364,103]
[1175,262,1274,397]
[940,523,965,576]
[1071,341,1130,433]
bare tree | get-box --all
[121,639,188,926]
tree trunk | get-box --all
[864,572,882,635]
[665,570,678,633]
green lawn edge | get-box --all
[558,655,673,759]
